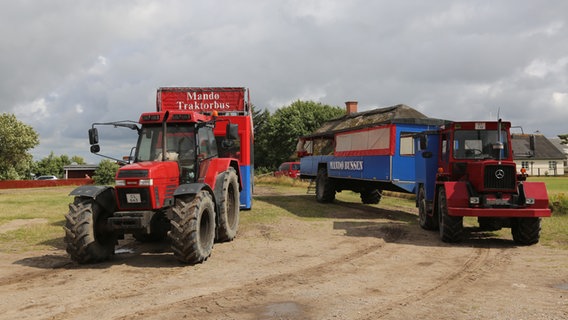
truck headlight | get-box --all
[525,198,535,205]
[115,179,126,186]
[139,179,153,186]
[469,197,480,204]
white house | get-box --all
[512,134,566,176]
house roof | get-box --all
[302,104,449,139]
[511,134,566,160]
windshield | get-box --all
[136,124,196,162]
[453,130,508,160]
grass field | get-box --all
[0,176,566,253]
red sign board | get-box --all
[157,87,247,112]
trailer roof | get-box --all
[302,104,449,139]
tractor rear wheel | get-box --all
[316,167,335,203]
[169,191,216,264]
[437,187,463,242]
[216,168,240,242]
[63,197,116,264]
[418,186,438,230]
[511,217,541,245]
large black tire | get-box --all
[169,191,216,264]
[437,187,463,243]
[360,189,381,204]
[511,217,541,245]
[63,197,116,264]
[316,167,335,203]
[418,185,438,230]
[216,168,240,242]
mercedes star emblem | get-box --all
[495,169,505,179]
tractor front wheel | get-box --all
[169,191,216,264]
[63,197,116,264]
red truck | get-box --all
[415,120,551,244]
[64,87,253,264]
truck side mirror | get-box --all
[88,128,99,145]
[226,123,239,140]
[90,144,100,153]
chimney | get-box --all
[345,101,358,114]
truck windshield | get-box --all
[136,124,196,163]
[453,130,508,160]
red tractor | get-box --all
[415,120,551,244]
[64,87,253,264]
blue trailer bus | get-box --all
[297,104,447,204]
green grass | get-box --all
[0,177,566,253]
[0,187,74,252]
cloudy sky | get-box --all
[1,1,567,163]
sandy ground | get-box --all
[0,186,567,320]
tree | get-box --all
[254,101,344,169]
[93,160,119,185]
[0,113,39,180]
[559,134,568,145]
[33,152,81,178]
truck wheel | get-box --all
[169,191,216,264]
[418,186,438,230]
[511,217,541,245]
[316,168,335,203]
[437,187,463,242]
[216,168,240,242]
[63,197,116,264]
[360,189,381,204]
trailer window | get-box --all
[335,126,391,156]
[399,133,415,156]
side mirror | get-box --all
[90,144,100,153]
[88,128,99,145]
[226,123,239,140]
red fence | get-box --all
[0,178,94,189]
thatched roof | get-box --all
[302,104,448,139]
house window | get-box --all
[521,161,529,169]
[549,161,557,170]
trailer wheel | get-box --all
[216,168,240,242]
[360,189,381,204]
[418,186,438,230]
[169,191,216,264]
[63,197,116,264]
[316,168,335,203]
[437,187,463,242]
[511,217,541,245]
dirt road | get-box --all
[0,186,567,319]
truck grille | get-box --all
[117,188,151,210]
[484,165,516,190]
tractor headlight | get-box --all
[115,179,126,186]
[139,179,153,186]
[469,197,480,205]
[525,198,535,205]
